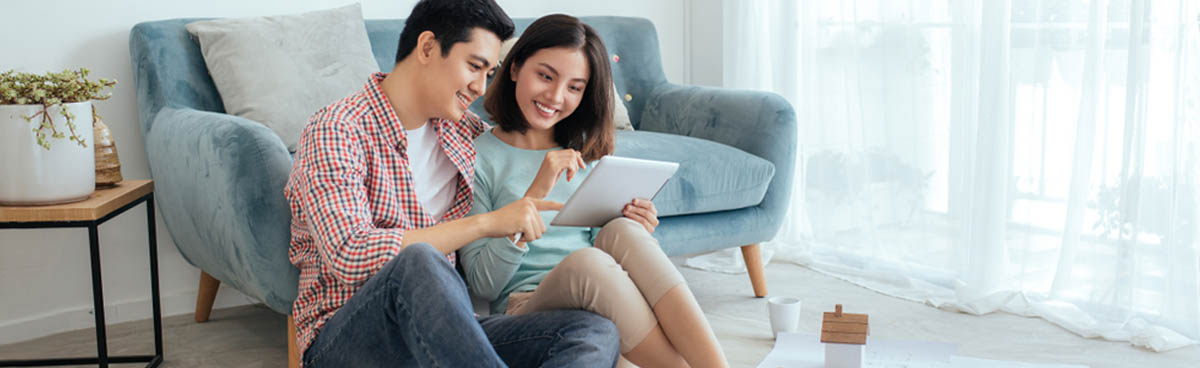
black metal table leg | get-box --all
[1,192,164,367]
[87,223,109,368]
[147,194,164,366]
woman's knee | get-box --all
[599,217,644,237]
[558,248,617,274]
[597,219,662,256]
[554,249,628,290]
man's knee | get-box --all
[386,242,451,277]
[397,242,442,262]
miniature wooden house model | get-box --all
[820,304,869,368]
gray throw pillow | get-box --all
[186,4,380,152]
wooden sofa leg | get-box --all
[740,244,768,298]
[195,271,220,322]
[288,315,300,368]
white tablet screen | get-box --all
[550,156,679,227]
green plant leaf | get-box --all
[2,68,115,149]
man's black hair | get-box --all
[395,0,515,63]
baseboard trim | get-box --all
[0,284,255,345]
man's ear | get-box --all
[415,30,439,65]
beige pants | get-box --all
[506,218,686,353]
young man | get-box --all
[284,1,621,366]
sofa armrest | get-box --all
[130,19,225,134]
[638,83,798,230]
[144,107,298,313]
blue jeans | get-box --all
[302,243,620,367]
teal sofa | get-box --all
[129,16,796,356]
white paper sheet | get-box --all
[948,357,1088,368]
[757,332,1087,368]
[755,332,825,368]
[757,332,956,368]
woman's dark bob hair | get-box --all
[484,14,614,161]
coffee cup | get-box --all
[767,296,802,338]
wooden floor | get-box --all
[2,260,1198,367]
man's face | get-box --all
[422,28,502,121]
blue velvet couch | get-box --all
[129,15,796,354]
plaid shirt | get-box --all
[285,72,489,355]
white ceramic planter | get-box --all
[0,102,96,205]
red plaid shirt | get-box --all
[285,72,489,355]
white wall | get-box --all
[687,0,724,87]
[0,0,724,344]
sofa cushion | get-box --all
[185,4,380,152]
[613,130,774,216]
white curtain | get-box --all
[718,0,1200,351]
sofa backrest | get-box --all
[130,16,667,135]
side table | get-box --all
[0,180,163,367]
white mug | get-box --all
[767,296,802,338]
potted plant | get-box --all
[0,68,115,205]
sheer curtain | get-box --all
[719,0,1200,351]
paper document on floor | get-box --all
[757,332,1087,368]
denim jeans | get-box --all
[302,243,621,367]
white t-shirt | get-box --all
[405,122,458,220]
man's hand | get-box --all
[524,149,586,199]
[623,198,659,233]
[482,197,564,242]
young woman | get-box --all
[459,14,728,368]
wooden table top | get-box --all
[0,180,154,223]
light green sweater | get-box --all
[459,129,598,314]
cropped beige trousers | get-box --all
[505,218,686,353]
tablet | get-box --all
[550,156,679,227]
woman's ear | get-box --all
[510,61,522,82]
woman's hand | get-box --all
[524,149,586,199]
[623,198,659,234]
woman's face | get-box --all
[511,46,590,131]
